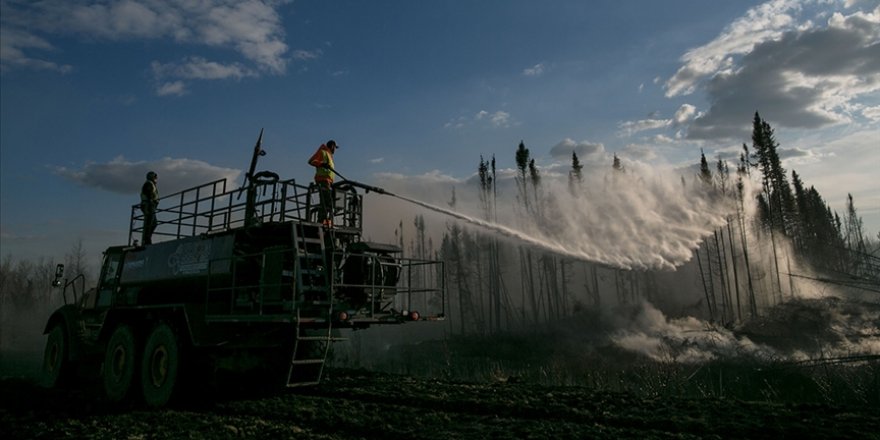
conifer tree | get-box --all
[750,112,795,235]
[569,151,584,195]
[699,149,713,188]
[612,153,624,173]
[515,141,531,213]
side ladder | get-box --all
[287,222,337,387]
[292,223,329,302]
[286,309,340,387]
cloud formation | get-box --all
[665,0,802,97]
[476,110,512,128]
[549,138,605,160]
[665,1,880,140]
[54,156,242,195]
[0,0,292,82]
[618,104,699,137]
[523,62,545,77]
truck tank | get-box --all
[40,131,445,407]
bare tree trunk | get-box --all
[738,206,758,317]
[726,218,743,322]
[768,225,784,304]
[696,247,715,321]
[714,229,731,324]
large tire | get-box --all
[140,323,179,407]
[103,325,137,402]
[42,323,70,388]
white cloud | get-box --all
[292,49,322,61]
[0,26,72,73]
[156,81,187,97]
[0,0,292,74]
[523,62,545,77]
[151,57,256,81]
[475,110,512,128]
[490,111,511,127]
[665,0,803,97]
[673,104,698,125]
[676,2,880,140]
[549,138,605,160]
[618,118,670,137]
[652,134,676,144]
[863,105,880,121]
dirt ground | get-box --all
[1,368,878,440]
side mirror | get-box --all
[52,264,65,287]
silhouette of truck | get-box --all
[41,132,445,407]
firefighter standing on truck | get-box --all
[140,171,159,244]
[308,140,338,226]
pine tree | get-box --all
[569,151,584,195]
[699,149,713,188]
[750,112,790,300]
[844,193,869,275]
[515,141,531,213]
[612,153,624,173]
[478,155,493,220]
[791,170,809,251]
[750,112,795,235]
[716,156,730,195]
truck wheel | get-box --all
[42,324,70,388]
[103,325,137,402]
[140,323,179,407]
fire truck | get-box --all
[41,131,445,407]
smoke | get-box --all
[606,302,776,363]
[549,296,880,365]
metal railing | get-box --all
[129,177,325,245]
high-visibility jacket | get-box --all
[308,144,335,184]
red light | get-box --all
[338,311,349,321]
[410,311,420,321]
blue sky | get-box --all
[1,0,879,266]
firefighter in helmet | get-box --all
[308,140,339,225]
[140,171,159,244]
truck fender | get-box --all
[43,305,84,362]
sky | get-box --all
[1,0,879,268]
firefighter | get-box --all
[307,140,339,225]
[140,171,159,244]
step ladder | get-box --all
[286,309,337,387]
[292,223,329,302]
[287,222,338,387]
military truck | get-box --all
[41,132,445,407]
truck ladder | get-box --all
[286,309,340,387]
[287,222,341,387]
[292,223,329,303]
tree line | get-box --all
[0,239,93,349]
